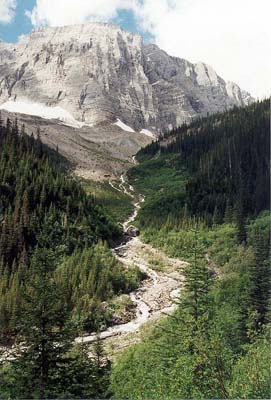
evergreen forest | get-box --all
[111,100,270,399]
[0,117,143,398]
[0,100,270,399]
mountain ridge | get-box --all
[0,22,254,133]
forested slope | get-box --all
[0,100,269,399]
[135,99,269,230]
[111,100,271,399]
[0,118,142,398]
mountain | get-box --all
[0,23,254,180]
[0,22,253,135]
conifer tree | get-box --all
[7,248,73,397]
[248,227,271,329]
[236,201,247,244]
[182,228,214,323]
[2,247,111,398]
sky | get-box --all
[0,0,270,99]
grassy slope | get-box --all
[128,155,189,228]
[84,179,134,223]
[127,153,270,267]
[110,154,270,400]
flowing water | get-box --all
[76,175,186,344]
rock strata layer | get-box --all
[0,22,253,132]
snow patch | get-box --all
[0,100,93,129]
[113,118,135,133]
[140,129,156,139]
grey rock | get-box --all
[0,109,151,182]
[0,22,254,133]
[126,225,140,238]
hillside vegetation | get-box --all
[112,100,271,399]
[0,100,269,399]
[84,179,134,223]
[0,118,142,398]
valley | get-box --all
[76,174,187,347]
[0,18,269,397]
[109,100,270,399]
[0,101,270,399]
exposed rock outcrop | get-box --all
[0,22,253,133]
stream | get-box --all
[76,174,186,344]
[1,173,186,362]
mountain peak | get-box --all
[0,22,253,132]
[19,21,141,44]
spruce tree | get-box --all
[7,247,73,398]
[3,247,111,398]
[248,227,270,329]
[182,228,214,323]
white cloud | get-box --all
[26,0,271,98]
[26,0,137,26]
[0,0,16,23]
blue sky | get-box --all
[113,10,154,43]
[0,0,270,98]
[0,0,35,42]
[0,1,153,43]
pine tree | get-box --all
[212,205,221,225]
[248,227,271,329]
[224,200,233,223]
[3,247,111,398]
[182,228,214,323]
[236,202,247,244]
[8,248,73,398]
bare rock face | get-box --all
[143,44,254,130]
[0,22,253,133]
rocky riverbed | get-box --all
[76,174,188,346]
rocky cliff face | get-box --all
[0,22,253,132]
[143,44,253,130]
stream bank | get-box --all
[76,175,187,345]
